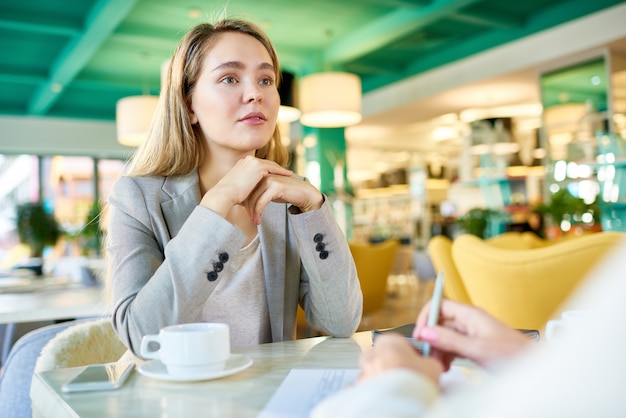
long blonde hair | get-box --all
[126,19,289,177]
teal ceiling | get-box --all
[0,0,623,121]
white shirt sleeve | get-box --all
[310,369,440,418]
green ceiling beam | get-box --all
[0,16,80,36]
[403,0,623,76]
[0,10,82,36]
[361,0,624,92]
[358,0,426,7]
[0,72,46,85]
[449,10,525,29]
[70,78,159,93]
[27,0,139,116]
[323,0,484,65]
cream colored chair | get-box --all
[452,232,626,331]
[350,239,399,316]
[34,318,126,373]
[28,318,127,418]
[426,235,470,304]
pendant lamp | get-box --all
[116,95,159,147]
[116,52,160,147]
[299,72,362,128]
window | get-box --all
[0,154,125,269]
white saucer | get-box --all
[137,354,253,382]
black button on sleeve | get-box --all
[219,252,229,263]
[213,262,224,273]
[207,271,218,282]
[315,242,325,252]
[319,250,329,260]
[313,233,324,243]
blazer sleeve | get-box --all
[106,176,247,355]
[288,198,363,337]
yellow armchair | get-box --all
[427,232,552,305]
[452,232,626,331]
[486,231,550,249]
[350,239,399,316]
[427,235,470,304]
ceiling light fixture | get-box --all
[299,72,362,128]
[116,53,159,147]
[116,95,159,147]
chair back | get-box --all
[35,318,126,373]
[486,231,550,249]
[427,235,471,304]
[452,232,626,330]
[349,239,399,316]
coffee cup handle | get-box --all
[139,334,161,359]
[545,319,562,341]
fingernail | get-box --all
[419,327,438,342]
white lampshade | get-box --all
[116,95,159,146]
[278,105,302,123]
[299,72,362,128]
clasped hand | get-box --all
[200,156,323,224]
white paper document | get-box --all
[259,366,472,417]
[258,368,360,418]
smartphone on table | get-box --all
[61,362,135,393]
[372,324,425,353]
[372,324,541,353]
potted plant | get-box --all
[15,201,63,275]
[457,207,510,238]
[457,207,496,238]
[532,189,601,237]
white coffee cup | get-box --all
[139,323,230,376]
[545,310,591,341]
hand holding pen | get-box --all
[414,289,531,369]
[420,271,445,357]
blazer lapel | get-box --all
[160,171,201,238]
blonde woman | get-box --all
[106,19,362,353]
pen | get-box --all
[422,270,445,357]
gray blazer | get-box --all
[106,171,362,354]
